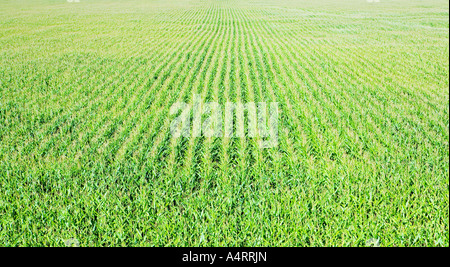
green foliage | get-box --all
[0,0,448,247]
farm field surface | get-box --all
[0,0,448,247]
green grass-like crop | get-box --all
[0,0,448,247]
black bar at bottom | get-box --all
[4,247,445,266]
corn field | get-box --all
[0,0,448,246]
